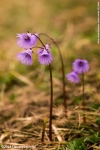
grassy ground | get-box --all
[0,0,100,149]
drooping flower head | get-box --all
[17,33,38,49]
[66,71,80,83]
[37,44,53,65]
[17,49,33,65]
[73,59,89,74]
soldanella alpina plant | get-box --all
[66,71,80,83]
[17,32,53,141]
[17,32,38,49]
[66,59,89,123]
[37,44,53,65]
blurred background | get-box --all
[1,0,100,147]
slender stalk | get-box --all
[39,33,67,116]
[53,42,67,115]
[49,64,53,141]
[41,128,45,142]
[32,33,46,48]
[82,73,86,123]
[32,34,53,140]
[41,117,46,142]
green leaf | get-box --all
[84,133,100,143]
[67,139,86,150]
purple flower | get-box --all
[17,49,33,65]
[17,33,38,49]
[66,72,80,83]
[73,59,89,74]
[37,44,53,65]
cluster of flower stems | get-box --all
[17,32,89,141]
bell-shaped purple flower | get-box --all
[17,49,33,65]
[37,44,53,65]
[17,33,38,49]
[66,71,80,83]
[73,59,89,74]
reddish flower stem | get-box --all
[33,34,53,140]
[39,33,67,116]
[32,33,46,48]
[82,73,86,123]
[53,42,67,116]
[41,117,46,142]
[49,64,53,141]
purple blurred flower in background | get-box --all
[66,71,80,83]
[17,33,38,49]
[37,44,53,65]
[73,59,89,74]
[17,49,33,65]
